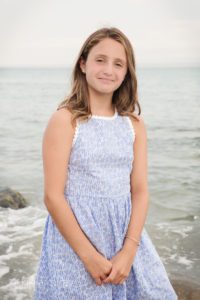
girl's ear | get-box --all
[79,58,86,74]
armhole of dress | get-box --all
[72,119,80,148]
[126,116,136,140]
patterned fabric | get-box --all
[34,109,178,299]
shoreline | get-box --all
[171,279,200,300]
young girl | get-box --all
[34,27,178,299]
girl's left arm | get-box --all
[122,115,149,258]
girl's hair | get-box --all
[57,27,141,126]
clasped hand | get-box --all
[83,244,137,286]
[101,248,135,285]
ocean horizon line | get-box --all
[0,64,200,70]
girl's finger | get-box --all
[119,279,124,284]
[100,273,108,280]
[115,276,123,285]
[95,278,102,286]
[103,275,112,283]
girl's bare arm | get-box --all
[122,115,149,255]
[42,108,97,263]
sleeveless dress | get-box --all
[34,108,178,300]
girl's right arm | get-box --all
[42,108,112,285]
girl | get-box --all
[34,27,178,299]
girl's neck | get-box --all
[91,105,116,117]
[91,107,117,119]
[88,90,114,117]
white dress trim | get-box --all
[72,119,80,148]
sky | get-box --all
[0,0,199,68]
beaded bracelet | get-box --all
[125,235,140,246]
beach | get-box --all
[0,67,199,299]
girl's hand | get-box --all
[82,250,113,286]
[102,247,137,285]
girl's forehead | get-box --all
[89,38,126,59]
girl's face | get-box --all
[80,38,127,96]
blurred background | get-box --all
[0,0,199,298]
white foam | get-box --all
[177,256,193,268]
[0,275,35,299]
[0,265,9,277]
[169,253,193,269]
[0,235,12,243]
[0,205,47,297]
[6,245,13,254]
[155,222,193,238]
[170,225,193,238]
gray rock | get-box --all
[0,188,29,209]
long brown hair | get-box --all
[57,27,141,126]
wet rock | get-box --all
[0,187,29,209]
[172,279,200,300]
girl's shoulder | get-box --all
[44,107,75,140]
[54,106,72,120]
[43,107,76,154]
[48,106,74,128]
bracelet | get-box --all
[125,235,140,246]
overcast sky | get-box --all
[0,0,199,67]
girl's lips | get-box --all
[98,78,114,82]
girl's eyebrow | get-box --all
[95,54,126,65]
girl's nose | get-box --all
[103,63,113,75]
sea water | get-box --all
[0,67,199,298]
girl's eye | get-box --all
[96,59,123,67]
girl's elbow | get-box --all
[43,191,64,206]
[131,189,149,200]
[131,185,149,196]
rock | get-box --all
[0,187,29,209]
[171,279,200,300]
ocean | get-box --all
[0,67,199,299]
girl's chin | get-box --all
[89,84,116,95]
[96,84,116,93]
[97,89,115,95]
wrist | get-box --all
[78,245,97,264]
[124,235,140,246]
[122,239,138,257]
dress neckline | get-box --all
[91,107,118,120]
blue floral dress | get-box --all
[34,108,178,299]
